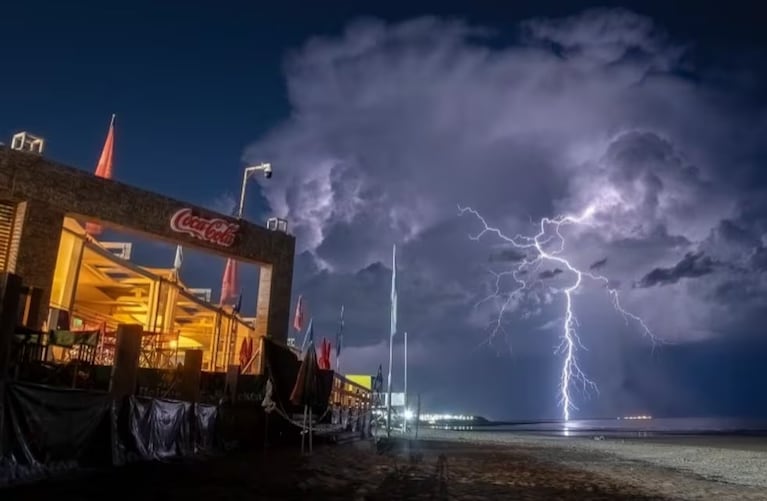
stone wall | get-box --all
[0,147,295,341]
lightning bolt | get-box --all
[459,204,659,421]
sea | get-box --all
[433,417,767,438]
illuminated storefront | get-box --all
[0,146,295,372]
[45,217,256,371]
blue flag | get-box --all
[335,305,344,358]
[233,289,243,314]
[301,318,314,353]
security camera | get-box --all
[264,164,273,179]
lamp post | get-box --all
[237,163,272,218]
[403,330,407,434]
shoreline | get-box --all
[415,429,767,497]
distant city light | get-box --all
[420,413,475,423]
[617,415,653,420]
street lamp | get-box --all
[237,163,272,219]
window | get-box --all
[50,230,85,310]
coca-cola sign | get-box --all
[169,208,239,247]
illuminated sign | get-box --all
[346,374,373,390]
[170,208,239,247]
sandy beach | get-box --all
[417,429,767,499]
[2,432,766,500]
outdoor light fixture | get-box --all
[266,217,289,233]
[237,162,272,219]
[10,132,45,154]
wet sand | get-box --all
[627,434,767,452]
[418,429,767,499]
[2,433,766,500]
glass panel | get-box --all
[50,230,84,310]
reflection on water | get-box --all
[428,417,767,438]
[431,425,476,431]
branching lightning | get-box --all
[459,204,658,421]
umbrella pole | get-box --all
[263,412,268,454]
[301,405,306,454]
[309,408,313,454]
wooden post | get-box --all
[0,273,23,459]
[0,273,22,382]
[180,349,203,402]
[110,324,143,398]
[224,364,239,402]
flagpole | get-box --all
[403,330,408,434]
[335,304,344,373]
[386,244,396,438]
[386,329,393,438]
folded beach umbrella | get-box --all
[290,339,321,407]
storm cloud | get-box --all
[635,252,718,288]
[489,247,526,263]
[243,9,767,418]
[539,268,564,280]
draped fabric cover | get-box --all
[1,383,218,485]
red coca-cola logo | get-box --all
[169,208,239,247]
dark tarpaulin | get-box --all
[263,339,300,411]
[118,397,219,462]
[126,397,192,460]
[0,382,112,484]
[193,403,218,454]
[263,339,333,417]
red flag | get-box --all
[86,114,116,236]
[220,258,239,305]
[239,337,249,368]
[293,295,304,332]
[318,338,331,370]
[317,339,324,369]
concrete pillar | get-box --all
[254,336,265,375]
[24,287,44,329]
[0,272,22,458]
[179,349,202,402]
[12,201,64,330]
[110,324,143,398]
[255,254,294,345]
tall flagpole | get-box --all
[403,331,408,433]
[386,244,396,438]
[335,304,344,372]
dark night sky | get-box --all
[1,1,766,420]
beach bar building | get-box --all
[0,144,295,374]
